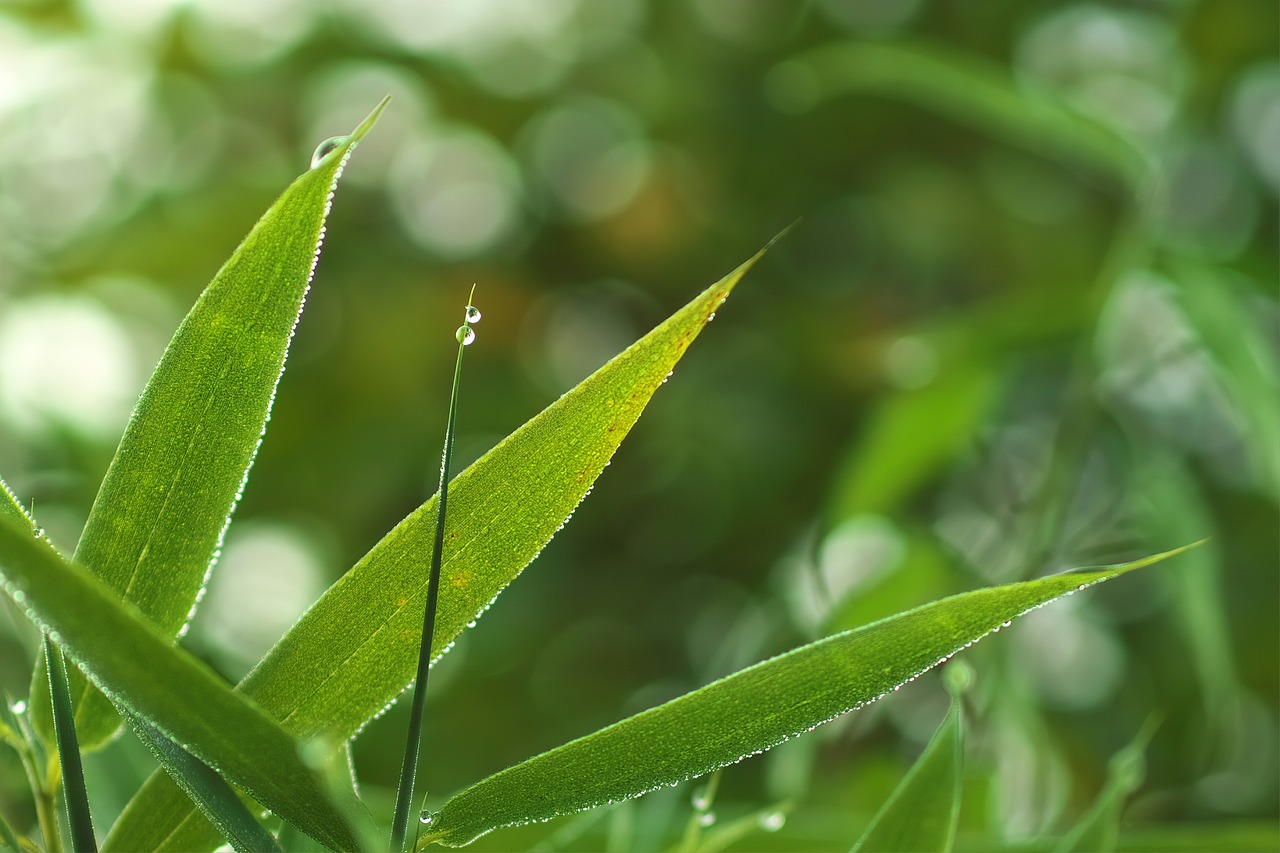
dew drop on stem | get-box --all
[456,325,475,346]
[418,810,437,826]
[310,136,347,169]
[465,305,482,324]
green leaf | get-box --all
[45,634,98,852]
[1165,260,1280,502]
[103,243,777,852]
[128,717,283,853]
[852,696,962,852]
[418,545,1199,848]
[28,98,388,751]
[0,514,360,853]
[785,41,1145,188]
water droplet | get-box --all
[419,810,437,826]
[310,136,347,169]
[465,305,482,324]
[9,700,27,715]
[697,811,716,827]
[760,811,786,831]
[692,791,711,811]
[456,325,475,346]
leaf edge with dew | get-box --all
[27,97,389,753]
[417,543,1203,848]
[0,511,364,853]
[102,236,786,853]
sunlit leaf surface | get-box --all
[0,514,359,852]
[27,100,388,751]
[103,244,774,852]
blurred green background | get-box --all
[0,0,1276,850]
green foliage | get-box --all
[101,226,773,853]
[0,514,360,852]
[26,99,386,752]
[0,3,1274,851]
[418,548,1191,848]
[852,693,963,853]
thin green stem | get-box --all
[44,637,96,852]
[391,300,473,852]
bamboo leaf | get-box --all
[127,717,283,853]
[103,243,777,853]
[27,98,388,752]
[418,545,1199,848]
[0,515,360,853]
[852,695,962,852]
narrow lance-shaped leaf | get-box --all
[128,717,283,853]
[852,693,963,852]
[0,514,360,853]
[418,545,1200,848]
[29,98,388,751]
[104,243,778,853]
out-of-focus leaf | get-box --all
[827,530,958,635]
[0,805,20,852]
[1135,453,1237,728]
[418,545,1198,848]
[27,99,387,752]
[1054,718,1158,853]
[1165,260,1280,502]
[104,244,777,852]
[0,515,360,853]
[787,41,1146,187]
[852,696,962,852]
[826,368,994,523]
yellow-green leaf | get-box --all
[103,244,774,852]
[27,99,386,751]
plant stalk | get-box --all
[390,319,470,852]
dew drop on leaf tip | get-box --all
[760,811,785,831]
[310,136,347,169]
[419,810,437,826]
[9,700,26,715]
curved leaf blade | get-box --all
[103,244,776,852]
[852,696,962,852]
[0,515,360,853]
[28,99,388,751]
[420,545,1199,847]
